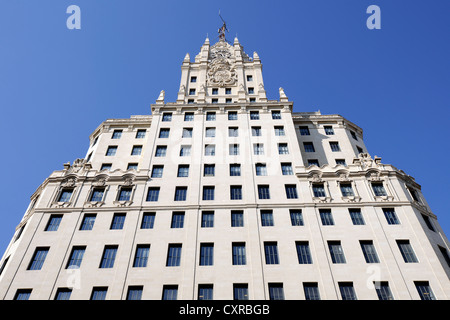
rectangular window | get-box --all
[55,288,72,300]
[324,126,334,135]
[179,145,191,156]
[189,88,196,95]
[261,210,274,226]
[202,186,215,201]
[340,183,354,197]
[162,285,178,300]
[329,142,341,152]
[162,113,172,122]
[258,185,271,200]
[66,246,86,269]
[281,163,293,175]
[250,111,259,120]
[190,76,197,83]
[247,75,253,81]
[229,143,239,155]
[45,214,63,231]
[184,112,194,121]
[349,209,365,225]
[233,284,249,300]
[211,88,218,95]
[166,244,182,267]
[136,129,146,139]
[438,245,450,268]
[155,146,167,157]
[204,164,215,176]
[299,126,310,135]
[133,245,150,268]
[225,88,232,94]
[415,281,436,300]
[118,187,132,201]
[278,143,289,154]
[230,186,242,200]
[199,243,214,266]
[290,210,304,226]
[320,209,334,226]
[127,163,138,170]
[151,165,164,178]
[206,112,216,121]
[285,184,298,199]
[274,126,285,136]
[264,242,279,264]
[159,128,170,138]
[14,289,32,300]
[80,214,96,231]
[360,241,380,263]
[106,146,117,156]
[303,142,315,152]
[99,245,118,268]
[336,159,347,166]
[232,243,246,265]
[177,164,189,177]
[307,159,319,167]
[58,188,73,202]
[174,187,187,201]
[255,163,267,176]
[205,144,215,156]
[146,187,160,202]
[296,241,312,264]
[312,183,326,197]
[182,128,193,138]
[205,127,216,137]
[201,211,214,227]
[198,285,213,300]
[112,130,122,139]
[90,187,105,202]
[268,283,285,300]
[375,282,394,300]
[171,212,185,228]
[230,163,241,176]
[110,213,126,229]
[251,126,261,136]
[228,111,238,120]
[328,241,346,264]
[383,208,400,225]
[350,130,358,140]
[101,163,112,171]
[90,287,108,300]
[303,283,320,300]
[228,127,239,137]
[231,210,244,227]
[248,87,255,94]
[28,247,49,270]
[253,143,264,155]
[339,282,357,300]
[397,240,418,263]
[127,286,143,300]
[272,110,281,119]
[141,213,155,229]
[372,182,387,196]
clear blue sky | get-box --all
[0,0,449,255]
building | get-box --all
[1,29,449,301]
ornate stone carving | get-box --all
[62,177,76,187]
[207,41,237,87]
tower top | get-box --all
[218,11,228,42]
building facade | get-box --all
[0,34,449,300]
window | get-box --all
[260,210,274,226]
[285,184,298,199]
[99,245,118,268]
[90,187,105,202]
[357,146,364,154]
[272,110,281,119]
[45,214,63,231]
[324,126,334,135]
[248,87,255,94]
[383,208,400,225]
[159,128,170,138]
[415,282,435,300]
[228,127,239,137]
[189,88,196,95]
[225,88,232,94]
[112,130,122,139]
[206,112,216,121]
[106,146,117,156]
[264,242,279,264]
[250,111,259,120]
[312,183,326,197]
[303,142,315,153]
[162,112,172,122]
[296,242,312,264]
[339,282,357,300]
[255,163,267,176]
[336,159,347,166]
[28,247,49,270]
[14,289,32,300]
[151,165,164,178]
[110,213,126,230]
[397,240,418,263]
[349,209,365,225]
[233,284,249,300]
[328,241,346,263]
[350,130,358,140]
[274,126,285,136]
[438,245,450,268]
[268,283,285,300]
[177,164,189,177]
[212,88,218,95]
[205,127,216,137]
[371,182,387,196]
[101,163,112,171]
[146,187,160,202]
[166,244,182,267]
[229,144,239,155]
[408,187,420,202]
[226,98,233,103]
[133,245,150,267]
[320,209,334,225]
[281,163,293,175]
[360,241,380,263]
[303,283,320,300]
[278,143,289,154]
[329,142,341,152]
[55,288,72,300]
[58,188,73,202]
[290,210,304,226]
[198,285,213,300]
[162,285,178,300]
[174,187,187,201]
[202,186,215,201]
[155,146,167,157]
[307,159,319,166]
[66,246,86,269]
[184,112,194,121]
[230,164,241,176]
[205,144,215,156]
[231,210,244,227]
[258,185,271,200]
[182,128,193,138]
[299,126,310,135]
[90,287,108,300]
[201,211,214,227]
[199,243,214,266]
[141,213,155,229]
[171,212,185,228]
[127,286,143,300]
[340,183,354,197]
[247,75,253,81]
[204,164,215,176]
[375,282,394,300]
[118,187,132,201]
[211,98,218,103]
[179,145,191,156]
[251,126,262,136]
[232,243,246,265]
[136,129,146,138]
[253,143,264,155]
[230,186,242,200]
[228,111,237,120]
[80,214,96,231]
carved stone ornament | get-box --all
[308,171,323,182]
[93,178,107,187]
[62,177,76,187]
[207,41,237,87]
[366,170,381,181]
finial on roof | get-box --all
[184,53,190,61]
[218,10,228,41]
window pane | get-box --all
[264,242,279,264]
[171,212,185,228]
[166,244,182,267]
[320,209,334,226]
[133,245,150,268]
[339,283,357,300]
[296,242,312,264]
[231,210,244,227]
[174,187,187,201]
[66,246,86,269]
[258,185,270,199]
[80,214,96,230]
[45,215,63,231]
[360,241,380,263]
[312,184,326,197]
[290,210,304,226]
[328,241,346,264]
[127,286,143,300]
[304,283,320,300]
[230,186,242,200]
[383,208,400,225]
[198,285,213,300]
[397,240,418,263]
[261,210,274,226]
[268,283,285,300]
[55,288,72,300]
[28,247,49,270]
[100,246,118,268]
[110,214,126,230]
[141,213,155,229]
[201,212,214,227]
[415,281,436,300]
[349,209,365,225]
[199,243,214,266]
[232,243,246,265]
[233,284,249,300]
[90,188,105,202]
[146,187,160,202]
[285,184,298,199]
[91,287,108,300]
